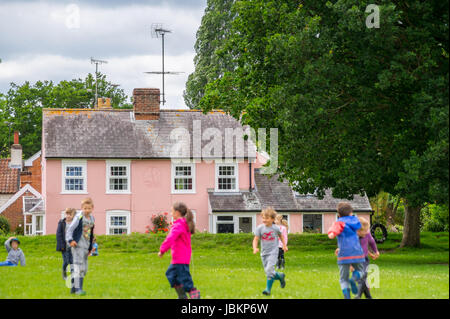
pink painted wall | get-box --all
[44,159,255,235]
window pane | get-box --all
[66,166,82,177]
[110,166,127,176]
[110,216,127,226]
[217,216,234,221]
[175,166,191,176]
[174,178,192,190]
[110,178,128,191]
[219,166,234,176]
[303,214,322,233]
[218,177,235,190]
[217,223,234,233]
[110,227,127,235]
[65,178,84,191]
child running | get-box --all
[355,217,379,299]
[56,208,76,280]
[253,207,288,296]
[328,202,365,299]
[66,198,95,295]
[159,202,200,299]
[0,237,25,267]
[275,214,288,270]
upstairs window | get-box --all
[215,163,239,192]
[106,161,131,193]
[171,163,196,194]
[62,160,87,193]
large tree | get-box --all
[191,0,449,247]
[184,0,236,109]
[0,73,132,158]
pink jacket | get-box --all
[278,225,288,248]
[159,218,192,265]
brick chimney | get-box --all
[97,97,112,109]
[133,88,160,120]
[9,131,22,169]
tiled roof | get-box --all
[208,169,373,212]
[0,159,20,194]
[43,109,255,159]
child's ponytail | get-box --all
[173,202,196,234]
[185,208,196,234]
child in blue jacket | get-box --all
[328,202,365,299]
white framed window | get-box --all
[213,214,256,234]
[303,213,324,234]
[215,163,239,192]
[62,160,87,194]
[106,160,131,193]
[171,163,196,194]
[106,210,131,235]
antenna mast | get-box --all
[91,57,108,108]
[146,24,184,106]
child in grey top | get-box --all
[0,237,25,266]
[253,208,288,296]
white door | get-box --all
[32,214,45,236]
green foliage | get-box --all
[14,224,24,236]
[0,216,10,235]
[422,204,449,232]
[0,73,132,158]
[184,0,236,109]
[190,0,449,246]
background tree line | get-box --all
[0,73,132,158]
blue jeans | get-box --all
[165,264,194,292]
[0,261,16,266]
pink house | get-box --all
[42,88,372,235]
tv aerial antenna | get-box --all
[91,57,108,108]
[145,24,184,106]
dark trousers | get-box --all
[277,248,285,268]
[357,257,373,298]
[166,264,194,292]
[62,249,73,273]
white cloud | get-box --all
[0,1,206,108]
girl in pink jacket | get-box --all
[158,202,200,299]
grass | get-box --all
[0,232,448,299]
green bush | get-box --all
[0,216,10,235]
[14,224,24,236]
[422,204,449,232]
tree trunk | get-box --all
[400,203,422,248]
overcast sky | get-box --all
[0,0,207,109]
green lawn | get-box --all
[0,232,448,299]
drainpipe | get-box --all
[249,161,252,192]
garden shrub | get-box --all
[0,216,10,235]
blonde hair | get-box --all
[358,217,370,233]
[261,207,277,220]
[275,214,289,230]
[81,197,94,207]
[65,208,76,217]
